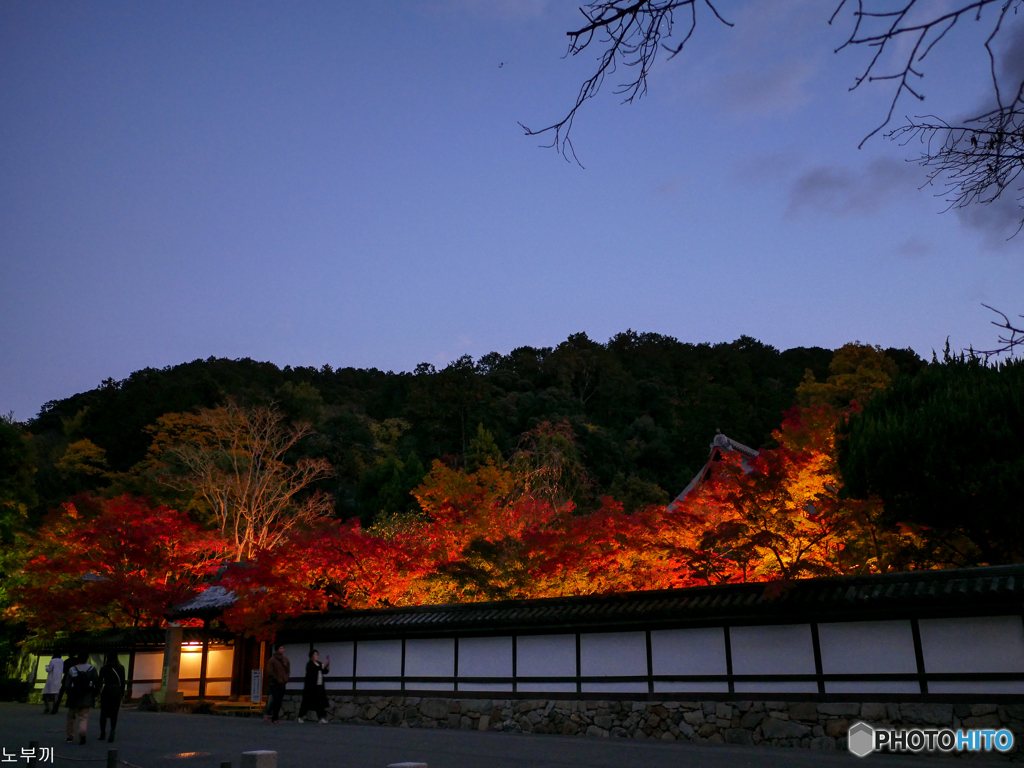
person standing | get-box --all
[97,653,126,743]
[41,655,63,714]
[296,649,330,724]
[63,654,99,745]
[263,645,290,724]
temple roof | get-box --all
[667,431,759,512]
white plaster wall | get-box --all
[580,631,647,677]
[405,638,454,691]
[132,651,164,695]
[650,627,727,676]
[929,681,1024,694]
[919,616,1024,673]
[819,620,917,674]
[314,642,354,690]
[458,636,512,691]
[516,634,576,692]
[731,624,817,694]
[818,620,919,694]
[579,631,647,693]
[355,639,402,689]
[282,645,308,690]
[731,625,815,674]
[653,681,729,693]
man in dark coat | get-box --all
[63,654,99,745]
[263,645,290,724]
[97,653,126,743]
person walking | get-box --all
[63,654,99,745]
[263,645,290,724]
[296,649,330,724]
[97,653,126,743]
[41,655,63,714]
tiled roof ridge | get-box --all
[290,563,1024,622]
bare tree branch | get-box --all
[978,303,1024,358]
[527,0,1024,228]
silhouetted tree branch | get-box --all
[979,303,1024,358]
[525,0,1024,226]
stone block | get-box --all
[824,718,848,738]
[963,714,1002,729]
[789,702,818,721]
[683,710,704,726]
[899,703,953,726]
[817,702,860,717]
[715,703,733,720]
[761,717,812,740]
[860,703,887,721]
[594,715,613,729]
[478,715,490,731]
[677,721,695,739]
[586,725,608,738]
[971,704,998,717]
[740,711,765,729]
[241,752,276,768]
[810,736,837,750]
[419,699,449,720]
[724,728,753,746]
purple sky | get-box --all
[3,1,1023,421]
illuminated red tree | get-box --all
[10,495,226,635]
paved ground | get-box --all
[0,703,1011,768]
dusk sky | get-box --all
[3,0,1022,421]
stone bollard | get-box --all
[241,751,277,768]
[107,750,118,768]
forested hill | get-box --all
[26,331,923,522]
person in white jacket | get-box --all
[42,655,63,714]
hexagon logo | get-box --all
[848,721,876,758]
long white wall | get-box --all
[281,615,1024,695]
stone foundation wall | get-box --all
[279,694,1024,753]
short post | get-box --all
[107,749,118,768]
[28,741,38,768]
[241,751,277,768]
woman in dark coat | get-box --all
[296,649,330,723]
[97,653,125,743]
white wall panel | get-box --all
[517,634,576,691]
[581,681,648,693]
[313,642,354,682]
[132,651,163,682]
[406,638,454,678]
[731,625,815,675]
[919,616,1024,673]
[580,632,647,678]
[929,681,1024,694]
[517,682,577,692]
[282,645,308,689]
[516,634,576,678]
[650,627,727,676]
[818,620,917,674]
[458,636,512,679]
[355,639,402,678]
[405,638,455,689]
[206,648,234,678]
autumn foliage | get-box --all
[11,406,925,641]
